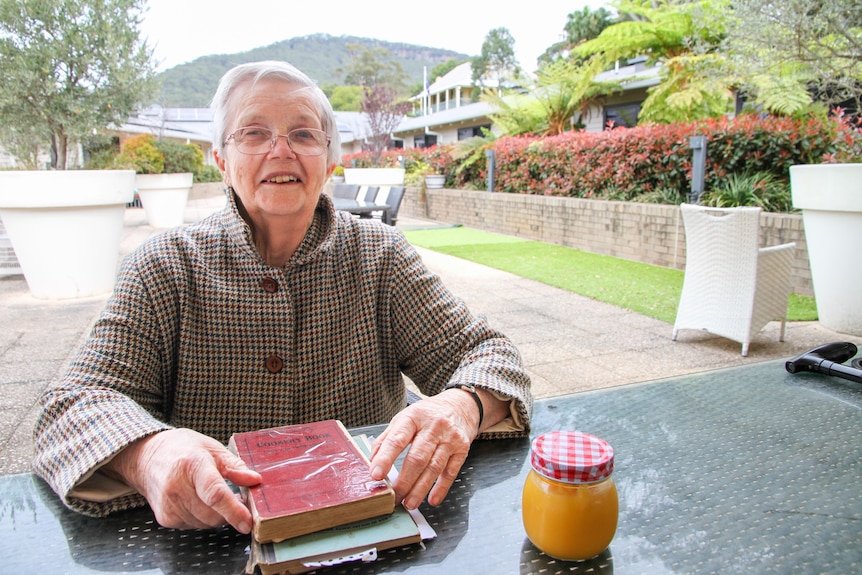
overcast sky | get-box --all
[139,0,606,73]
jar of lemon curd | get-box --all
[522,431,618,561]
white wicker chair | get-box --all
[672,204,796,356]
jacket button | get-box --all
[261,277,279,293]
[265,355,284,373]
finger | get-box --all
[221,452,263,487]
[402,445,458,510]
[427,451,468,506]
[393,434,440,506]
[369,416,417,481]
[195,460,255,532]
[156,485,215,530]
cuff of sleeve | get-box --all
[480,389,527,435]
[69,469,137,503]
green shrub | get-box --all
[155,140,204,174]
[118,134,164,174]
[85,146,125,170]
[700,172,792,212]
[195,164,223,183]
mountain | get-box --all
[156,33,470,108]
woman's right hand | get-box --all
[103,428,261,532]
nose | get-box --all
[269,134,297,157]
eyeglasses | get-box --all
[224,127,330,156]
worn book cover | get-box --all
[245,434,433,575]
[229,419,396,543]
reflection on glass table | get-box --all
[1,359,860,574]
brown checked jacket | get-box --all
[33,191,532,516]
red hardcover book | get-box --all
[229,419,396,543]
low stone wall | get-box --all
[400,187,813,297]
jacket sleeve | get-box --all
[387,232,533,438]
[32,254,173,516]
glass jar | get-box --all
[522,431,618,561]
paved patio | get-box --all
[2,185,859,476]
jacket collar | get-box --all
[219,188,337,268]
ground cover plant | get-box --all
[403,226,817,323]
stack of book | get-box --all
[229,419,432,574]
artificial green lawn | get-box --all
[403,226,817,324]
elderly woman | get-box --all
[33,61,532,535]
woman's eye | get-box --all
[242,128,270,139]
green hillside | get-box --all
[156,33,469,107]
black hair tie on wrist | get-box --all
[447,383,484,430]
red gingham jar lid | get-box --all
[530,431,614,484]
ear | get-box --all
[214,149,230,186]
[214,149,226,172]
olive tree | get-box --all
[0,0,159,169]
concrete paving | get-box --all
[2,186,860,475]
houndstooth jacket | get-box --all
[33,191,532,516]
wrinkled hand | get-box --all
[103,428,261,532]
[369,390,479,510]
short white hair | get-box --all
[210,61,341,165]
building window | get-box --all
[414,134,438,148]
[604,103,641,128]
[457,125,491,140]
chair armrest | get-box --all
[758,242,795,271]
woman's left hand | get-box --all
[369,389,480,510]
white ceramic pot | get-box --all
[425,175,446,189]
[790,163,862,336]
[0,170,135,299]
[135,173,193,228]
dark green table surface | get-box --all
[2,359,860,574]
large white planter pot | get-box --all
[136,173,193,228]
[0,170,135,299]
[790,163,862,336]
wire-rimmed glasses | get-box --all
[224,127,330,156]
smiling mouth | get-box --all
[264,175,299,184]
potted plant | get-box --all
[331,165,345,183]
[424,172,446,189]
[407,160,445,189]
[118,134,199,228]
[0,0,158,299]
[790,112,862,335]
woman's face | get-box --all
[214,78,333,227]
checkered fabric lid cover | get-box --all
[530,431,614,484]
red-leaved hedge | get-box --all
[343,113,858,203]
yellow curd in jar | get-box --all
[522,431,618,561]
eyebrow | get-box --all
[235,115,322,130]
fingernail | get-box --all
[238,520,251,534]
[371,466,383,479]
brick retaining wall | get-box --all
[400,187,813,297]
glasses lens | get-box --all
[288,129,329,156]
[234,127,273,154]
[230,127,329,156]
